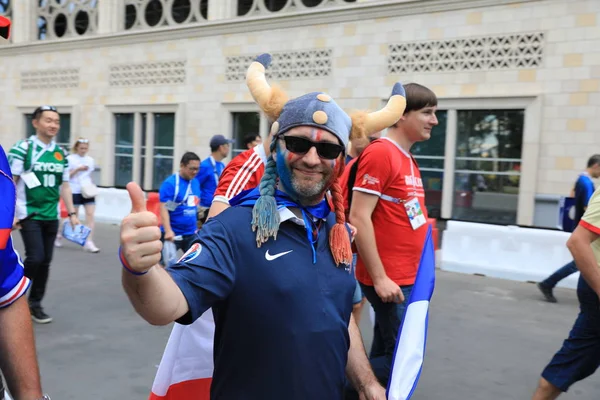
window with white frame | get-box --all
[24,113,72,152]
[114,112,175,191]
[451,109,524,225]
[395,95,535,225]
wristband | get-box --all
[119,246,148,276]
[68,212,77,217]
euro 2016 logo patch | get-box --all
[54,152,63,161]
[361,174,379,186]
[178,242,202,264]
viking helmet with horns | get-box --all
[245,53,407,266]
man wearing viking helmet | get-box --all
[119,53,406,399]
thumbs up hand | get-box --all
[120,182,162,274]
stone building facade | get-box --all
[0,0,599,228]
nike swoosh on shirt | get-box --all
[265,249,293,261]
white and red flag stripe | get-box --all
[149,310,215,399]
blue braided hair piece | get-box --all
[251,139,280,247]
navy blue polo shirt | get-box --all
[159,174,201,236]
[195,157,225,208]
[167,206,356,400]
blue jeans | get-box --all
[541,260,578,289]
[360,283,413,386]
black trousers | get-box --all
[19,219,59,308]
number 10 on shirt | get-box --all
[43,174,56,188]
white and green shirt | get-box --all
[7,136,69,220]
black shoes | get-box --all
[30,306,53,324]
[537,282,557,303]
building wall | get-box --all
[1,0,599,226]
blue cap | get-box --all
[210,134,234,148]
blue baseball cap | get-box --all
[210,134,235,148]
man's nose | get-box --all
[302,146,321,166]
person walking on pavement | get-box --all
[531,185,600,399]
[348,83,438,385]
[119,53,405,399]
[158,152,201,266]
[7,105,80,324]
[537,154,600,302]
[55,137,100,253]
[195,135,234,223]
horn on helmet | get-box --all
[364,82,407,134]
[246,53,273,112]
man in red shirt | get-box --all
[206,135,271,219]
[347,83,438,385]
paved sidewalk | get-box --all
[10,223,599,399]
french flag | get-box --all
[149,310,214,399]
[0,145,16,250]
[387,225,436,400]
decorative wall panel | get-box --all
[388,32,545,74]
[226,49,332,81]
[21,68,80,90]
[109,60,187,86]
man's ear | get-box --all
[32,117,39,131]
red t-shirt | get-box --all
[351,138,428,287]
[212,144,267,204]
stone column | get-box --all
[11,0,34,43]
[208,0,237,21]
[97,0,120,34]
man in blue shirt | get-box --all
[538,154,600,302]
[158,152,201,265]
[119,53,407,399]
[196,134,234,209]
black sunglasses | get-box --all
[281,136,344,160]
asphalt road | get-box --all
[9,223,600,399]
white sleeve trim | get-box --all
[212,195,230,205]
[0,276,31,308]
[352,187,382,197]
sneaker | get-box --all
[30,307,53,324]
[537,282,557,303]
[84,240,100,253]
[54,237,63,248]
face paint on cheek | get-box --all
[276,150,296,197]
[285,150,294,162]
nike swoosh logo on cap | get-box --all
[265,249,293,261]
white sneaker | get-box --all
[84,240,100,253]
[54,237,63,248]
